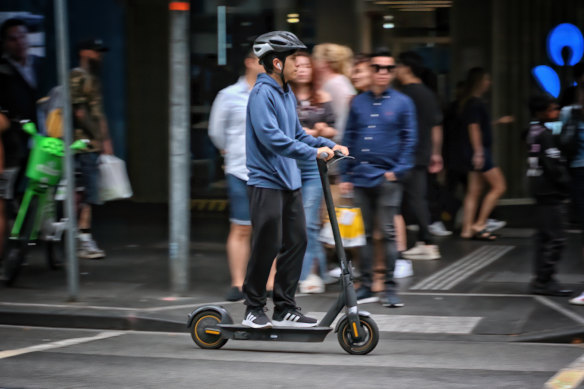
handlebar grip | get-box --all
[319,152,330,160]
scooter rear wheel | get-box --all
[190,310,228,349]
[337,316,379,355]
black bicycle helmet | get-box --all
[253,31,307,60]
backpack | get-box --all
[559,107,581,161]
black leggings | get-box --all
[243,186,306,312]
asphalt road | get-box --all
[1,325,584,389]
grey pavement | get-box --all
[1,201,584,345]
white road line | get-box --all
[427,248,500,290]
[545,352,584,389]
[410,245,514,290]
[433,246,514,290]
[535,296,584,326]
[0,331,124,359]
[308,312,482,334]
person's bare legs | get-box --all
[394,214,407,252]
[78,204,91,230]
[472,167,506,231]
[266,259,276,292]
[461,172,484,238]
[226,223,251,289]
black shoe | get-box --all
[381,289,404,308]
[355,286,373,301]
[272,307,318,328]
[242,307,272,328]
[225,286,244,301]
[529,282,573,297]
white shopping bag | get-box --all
[98,155,133,202]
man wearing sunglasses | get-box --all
[339,48,417,307]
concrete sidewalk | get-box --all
[1,201,584,344]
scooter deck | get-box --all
[216,324,332,342]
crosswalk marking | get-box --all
[545,353,584,389]
[308,312,482,334]
[410,245,514,290]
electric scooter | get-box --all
[187,151,379,355]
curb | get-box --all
[0,309,187,333]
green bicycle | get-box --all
[2,121,87,286]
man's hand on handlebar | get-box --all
[317,146,334,161]
[332,144,349,156]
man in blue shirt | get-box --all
[340,49,417,308]
[243,31,348,328]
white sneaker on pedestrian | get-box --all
[78,234,105,259]
[429,221,453,237]
[486,219,507,232]
[299,274,325,294]
[328,265,360,279]
[569,292,584,305]
[406,224,420,231]
[394,259,414,278]
[402,242,441,260]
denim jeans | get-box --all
[354,180,403,289]
[299,178,327,281]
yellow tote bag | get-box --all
[319,206,366,248]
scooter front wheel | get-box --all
[337,316,379,355]
[3,242,25,286]
[189,310,228,349]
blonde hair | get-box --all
[313,43,354,78]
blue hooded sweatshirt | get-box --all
[246,73,336,190]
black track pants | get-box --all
[243,186,307,312]
[533,202,566,285]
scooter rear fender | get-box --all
[186,305,233,328]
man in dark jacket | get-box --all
[0,18,44,181]
[0,19,44,263]
[526,94,572,296]
[340,49,417,307]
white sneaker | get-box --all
[486,219,507,232]
[406,224,420,231]
[402,242,441,260]
[429,221,453,237]
[78,234,105,259]
[299,274,325,294]
[394,259,414,278]
[569,292,584,305]
[328,266,360,279]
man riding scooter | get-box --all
[242,31,349,328]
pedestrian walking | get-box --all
[394,51,443,260]
[208,50,267,301]
[458,67,508,240]
[70,38,113,259]
[289,51,337,294]
[526,94,572,297]
[339,48,417,307]
[0,18,46,260]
